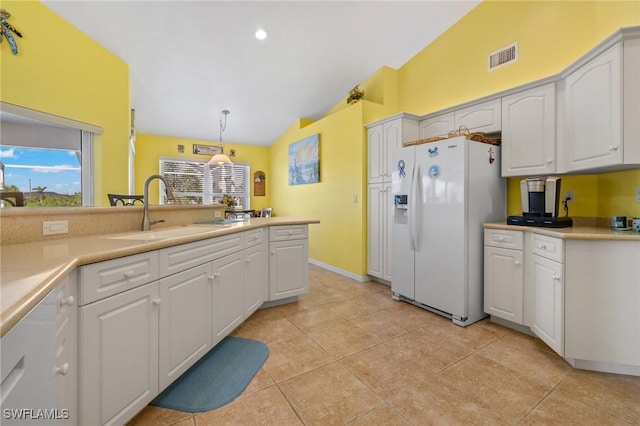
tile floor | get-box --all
[128,264,640,425]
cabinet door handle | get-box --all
[546,158,553,164]
[123,270,136,279]
[55,363,69,376]
[59,295,75,307]
[245,258,251,264]
[514,260,521,266]
[552,274,560,281]
[609,145,619,151]
[152,298,162,305]
[270,250,275,255]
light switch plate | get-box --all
[43,220,69,235]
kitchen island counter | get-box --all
[0,217,319,336]
[484,222,640,241]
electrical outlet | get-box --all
[43,220,69,236]
[564,190,575,202]
[636,186,640,204]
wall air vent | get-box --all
[488,42,518,71]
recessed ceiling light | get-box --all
[255,29,267,40]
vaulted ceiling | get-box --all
[42,1,479,146]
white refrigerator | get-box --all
[391,136,505,326]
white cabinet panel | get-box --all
[367,182,392,281]
[501,84,556,176]
[564,43,623,171]
[269,239,309,300]
[1,291,57,426]
[78,251,159,306]
[158,263,212,391]
[79,283,159,426]
[211,251,245,345]
[454,98,501,133]
[159,233,243,277]
[484,246,524,324]
[244,242,267,317]
[55,270,77,426]
[529,254,564,356]
[565,240,640,367]
[367,116,419,184]
[419,113,454,139]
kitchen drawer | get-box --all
[530,233,564,263]
[484,229,523,250]
[79,251,159,306]
[244,228,265,248]
[159,232,243,277]
[269,225,308,242]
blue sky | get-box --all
[0,146,81,194]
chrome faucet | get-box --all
[142,174,176,231]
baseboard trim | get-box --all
[308,258,370,282]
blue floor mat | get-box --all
[151,336,269,413]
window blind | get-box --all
[159,158,249,208]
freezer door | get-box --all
[391,146,415,299]
[414,138,467,318]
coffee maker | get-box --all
[507,176,573,227]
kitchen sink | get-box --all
[104,225,227,241]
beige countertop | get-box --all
[484,222,640,241]
[0,217,319,337]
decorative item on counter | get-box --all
[346,84,364,105]
[0,9,23,55]
[221,194,236,208]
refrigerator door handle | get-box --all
[409,163,419,251]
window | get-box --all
[159,157,249,208]
[0,111,95,207]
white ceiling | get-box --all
[42,1,480,147]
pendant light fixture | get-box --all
[208,109,233,165]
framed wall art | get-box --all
[288,134,319,185]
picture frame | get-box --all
[288,134,320,185]
[192,144,221,156]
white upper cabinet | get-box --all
[419,112,454,139]
[562,38,640,172]
[367,115,419,184]
[501,83,556,176]
[454,98,502,133]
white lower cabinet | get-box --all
[79,282,159,426]
[211,251,245,346]
[367,182,392,281]
[0,291,57,425]
[158,263,212,391]
[529,252,564,356]
[244,237,267,317]
[484,246,524,324]
[269,225,309,300]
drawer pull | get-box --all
[270,250,275,255]
[55,363,70,376]
[496,236,505,242]
[152,298,162,305]
[59,295,75,307]
[245,258,251,264]
[288,231,294,235]
[123,270,136,279]
[537,244,547,250]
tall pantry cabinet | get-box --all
[366,114,419,281]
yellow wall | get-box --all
[135,134,271,209]
[0,1,130,205]
[270,104,368,275]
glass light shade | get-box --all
[208,153,233,165]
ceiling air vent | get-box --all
[488,42,518,71]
